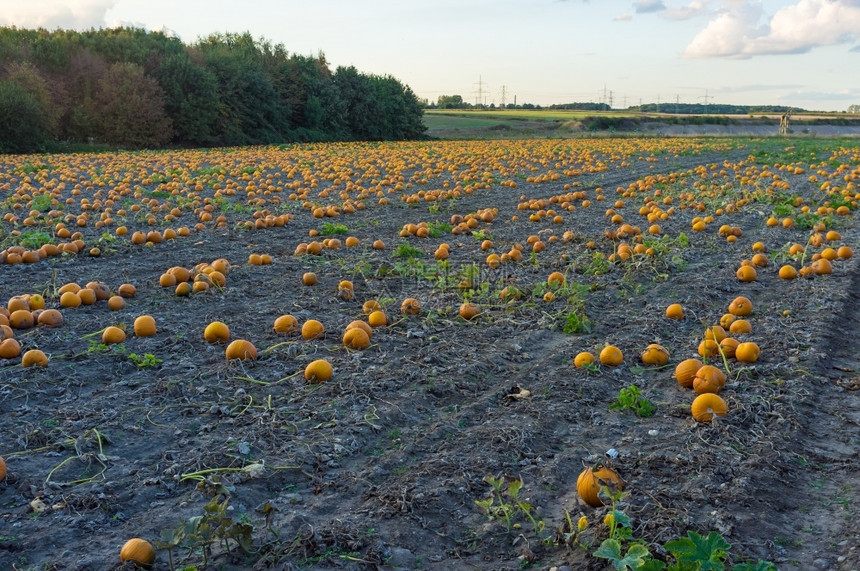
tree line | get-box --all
[0,27,426,153]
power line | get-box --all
[473,75,486,108]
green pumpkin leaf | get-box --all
[595,538,652,570]
[664,531,730,570]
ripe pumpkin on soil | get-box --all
[7,296,30,313]
[102,326,127,345]
[120,538,156,568]
[0,338,22,359]
[345,320,373,338]
[693,364,727,395]
[133,315,157,337]
[367,310,388,327]
[362,300,382,314]
[728,296,753,316]
[547,271,565,287]
[665,303,684,320]
[274,315,299,334]
[720,337,740,358]
[735,341,761,363]
[458,302,479,320]
[343,327,371,350]
[640,343,669,366]
[37,309,64,328]
[305,359,333,383]
[401,298,421,315]
[301,319,325,339]
[9,309,35,329]
[117,283,137,298]
[599,345,623,366]
[691,393,728,423]
[225,339,257,361]
[675,358,703,388]
[576,466,623,507]
[302,272,318,286]
[21,349,48,367]
[203,321,230,343]
[573,351,595,368]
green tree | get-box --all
[334,65,376,139]
[197,32,289,145]
[0,80,51,153]
[93,62,172,147]
[155,52,220,145]
[61,49,108,142]
[2,62,59,137]
[437,94,466,109]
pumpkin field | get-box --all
[1,137,858,570]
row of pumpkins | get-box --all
[568,295,765,524]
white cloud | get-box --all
[614,12,634,21]
[634,0,667,13]
[662,1,713,20]
[0,0,117,29]
[684,0,860,58]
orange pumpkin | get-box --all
[273,314,299,334]
[691,393,728,423]
[362,300,382,314]
[203,321,230,343]
[343,327,371,350]
[458,302,479,320]
[697,339,719,358]
[305,359,333,383]
[225,339,257,361]
[102,326,127,345]
[547,271,565,287]
[21,349,48,367]
[640,343,669,366]
[728,296,753,316]
[400,298,421,315]
[728,319,751,335]
[133,315,156,337]
[345,320,372,336]
[719,337,740,359]
[120,538,156,568]
[735,341,760,363]
[367,310,388,327]
[599,345,623,366]
[301,319,325,339]
[674,358,703,388]
[573,351,595,368]
[9,309,35,330]
[778,265,797,280]
[37,309,64,328]
[665,303,684,320]
[576,466,623,507]
[693,365,727,395]
[0,338,22,359]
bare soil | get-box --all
[0,137,858,571]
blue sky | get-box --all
[2,0,859,111]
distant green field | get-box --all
[423,109,637,122]
[422,109,600,135]
[421,108,859,139]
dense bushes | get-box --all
[0,27,426,151]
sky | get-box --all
[1,0,859,112]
